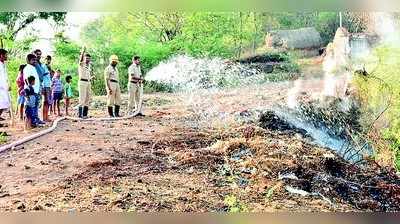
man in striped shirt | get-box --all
[52,70,64,116]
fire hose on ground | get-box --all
[0,114,137,154]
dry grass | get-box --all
[368,129,396,168]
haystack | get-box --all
[266,27,323,50]
[333,27,351,67]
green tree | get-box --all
[0,12,66,43]
[128,12,185,43]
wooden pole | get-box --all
[238,12,243,59]
[253,12,257,55]
[8,92,15,127]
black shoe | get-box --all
[78,107,83,118]
[0,131,8,136]
[137,113,145,117]
[83,106,89,119]
[108,106,114,117]
[114,105,120,117]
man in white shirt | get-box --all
[127,56,145,116]
[0,49,10,121]
[23,54,40,93]
[23,54,44,125]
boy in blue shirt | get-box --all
[25,76,39,128]
[52,70,64,116]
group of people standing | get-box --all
[0,48,73,128]
[0,46,145,129]
[78,47,145,119]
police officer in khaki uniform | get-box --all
[104,55,121,117]
[78,46,93,119]
[128,56,145,116]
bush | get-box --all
[353,45,400,170]
[52,36,81,97]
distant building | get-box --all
[265,27,323,57]
[349,33,379,59]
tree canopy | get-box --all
[0,12,66,49]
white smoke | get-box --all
[287,79,303,109]
[372,12,400,45]
[286,27,353,109]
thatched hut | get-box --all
[265,27,323,50]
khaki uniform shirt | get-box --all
[104,65,119,82]
[128,63,142,82]
[79,62,92,81]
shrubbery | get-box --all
[353,45,400,170]
[50,12,365,95]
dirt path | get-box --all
[0,88,241,211]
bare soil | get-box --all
[0,80,399,212]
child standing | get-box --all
[49,69,55,115]
[52,70,63,116]
[16,64,26,120]
[44,56,54,116]
[25,76,38,128]
[64,75,73,116]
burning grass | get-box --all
[211,125,400,211]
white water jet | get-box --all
[146,55,260,91]
[145,55,268,129]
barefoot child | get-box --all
[25,76,38,128]
[49,69,55,115]
[16,64,26,120]
[51,70,63,116]
[44,56,54,116]
[64,75,73,116]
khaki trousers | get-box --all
[79,81,91,107]
[128,83,143,114]
[107,82,121,106]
